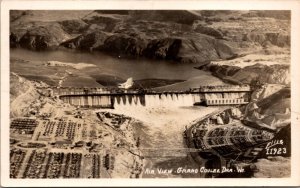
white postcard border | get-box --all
[1,0,300,186]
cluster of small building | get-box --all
[35,120,82,144]
[63,153,82,178]
[104,154,115,171]
[10,114,127,179]
[11,118,38,135]
[82,154,101,178]
[10,149,26,178]
[44,152,64,178]
[10,148,118,179]
[23,150,47,178]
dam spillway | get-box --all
[114,93,200,109]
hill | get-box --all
[10,10,290,64]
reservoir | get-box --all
[10,48,225,90]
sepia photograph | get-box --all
[1,0,300,187]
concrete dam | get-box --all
[59,94,200,109]
[54,85,251,109]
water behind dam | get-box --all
[10,48,225,90]
[11,48,207,80]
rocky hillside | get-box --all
[197,45,290,85]
[200,63,290,85]
[10,73,42,117]
[244,86,291,129]
[10,10,290,64]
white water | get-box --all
[113,94,204,110]
[145,94,194,107]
